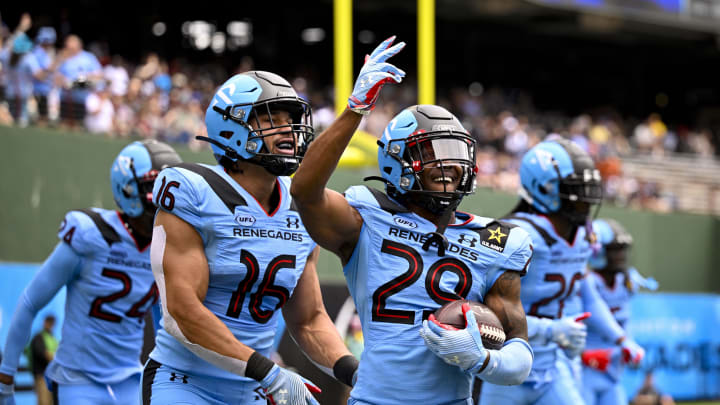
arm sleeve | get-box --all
[581,275,624,343]
[0,243,81,375]
[476,337,534,386]
[526,316,552,345]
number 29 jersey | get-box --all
[149,163,316,381]
[344,186,533,405]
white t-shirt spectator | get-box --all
[104,64,129,97]
[84,92,114,133]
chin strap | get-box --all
[421,199,461,257]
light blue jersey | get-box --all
[581,270,640,405]
[343,186,532,405]
[0,208,157,387]
[506,212,592,382]
[480,211,591,405]
[149,163,316,382]
[49,208,157,384]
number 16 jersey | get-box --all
[344,186,533,405]
[149,163,316,381]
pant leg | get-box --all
[597,381,627,405]
[479,382,538,405]
[534,374,586,405]
[33,375,53,405]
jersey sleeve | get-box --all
[153,167,205,237]
[57,210,109,255]
[0,243,81,376]
[499,227,533,274]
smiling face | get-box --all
[406,136,473,194]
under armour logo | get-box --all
[457,234,477,248]
[286,217,300,229]
[169,373,188,383]
[253,387,266,400]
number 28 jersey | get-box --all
[504,212,593,382]
[344,186,533,405]
[149,163,316,381]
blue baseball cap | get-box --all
[35,27,57,44]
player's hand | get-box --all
[420,303,488,374]
[260,364,321,405]
[347,36,406,115]
[548,314,587,352]
[581,348,613,372]
[0,382,16,405]
[620,337,645,365]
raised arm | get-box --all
[282,247,358,387]
[291,36,405,262]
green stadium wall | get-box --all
[1,126,718,292]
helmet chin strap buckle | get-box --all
[422,231,449,256]
[421,200,459,257]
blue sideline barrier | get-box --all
[1,262,66,405]
[622,293,720,400]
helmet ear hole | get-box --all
[383,167,393,175]
[219,131,233,139]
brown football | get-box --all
[432,299,506,350]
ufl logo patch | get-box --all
[393,217,418,229]
[234,214,256,227]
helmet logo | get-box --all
[216,83,236,104]
[432,124,456,131]
[114,155,132,176]
[533,149,555,171]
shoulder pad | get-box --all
[173,163,247,213]
[468,220,533,274]
[345,185,409,215]
[58,209,119,255]
[503,214,557,248]
[467,220,516,254]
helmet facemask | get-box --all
[126,159,160,217]
[557,165,603,226]
[213,97,314,176]
[392,130,477,215]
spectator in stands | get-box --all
[103,55,129,98]
[2,33,37,127]
[632,372,675,405]
[31,27,58,125]
[26,315,58,405]
[84,80,114,134]
[55,34,102,129]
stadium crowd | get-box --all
[1,13,717,215]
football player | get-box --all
[291,36,534,405]
[479,138,644,404]
[581,218,656,405]
[0,140,182,405]
[144,70,356,405]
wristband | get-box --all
[333,355,359,387]
[245,352,275,382]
